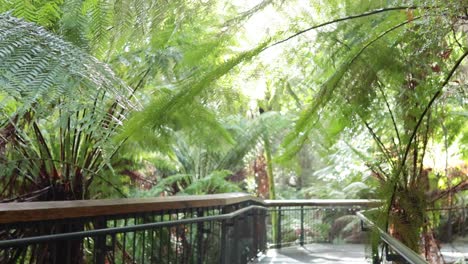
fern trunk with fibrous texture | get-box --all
[253,153,269,199]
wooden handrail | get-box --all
[0,193,263,224]
[0,205,268,248]
[264,199,381,207]
[0,194,380,224]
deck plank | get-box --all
[256,244,369,264]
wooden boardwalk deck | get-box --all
[255,242,468,263]
[256,243,369,264]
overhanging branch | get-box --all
[264,6,420,50]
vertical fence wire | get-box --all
[267,205,367,248]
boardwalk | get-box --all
[441,242,468,263]
[256,244,369,264]
[256,242,468,264]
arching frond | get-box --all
[0,14,136,200]
[120,41,269,141]
[0,13,135,116]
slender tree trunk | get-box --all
[263,136,279,246]
[264,137,276,200]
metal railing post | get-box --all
[220,218,233,264]
[252,209,258,258]
[220,205,234,264]
[244,212,251,263]
[262,209,267,252]
[93,219,107,264]
[276,206,282,248]
[233,216,240,264]
[300,206,304,246]
[196,209,204,264]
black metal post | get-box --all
[220,205,234,264]
[233,216,240,264]
[300,206,304,246]
[220,218,227,264]
[277,206,282,248]
[252,209,258,258]
[196,209,204,264]
[262,209,267,252]
[94,219,107,264]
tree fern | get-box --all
[183,170,241,195]
[0,14,135,200]
[271,0,467,258]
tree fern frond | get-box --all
[36,0,63,28]
[120,40,269,141]
[183,170,241,195]
[281,14,415,159]
[131,173,192,197]
[10,0,37,22]
[0,14,138,200]
[59,0,90,49]
[0,13,135,116]
[218,112,291,171]
[82,0,113,56]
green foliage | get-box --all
[271,0,467,256]
[1,3,466,259]
[0,0,274,200]
[0,13,134,200]
[120,41,269,141]
[126,111,291,197]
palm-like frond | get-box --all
[0,13,134,114]
[0,14,136,200]
[120,41,268,140]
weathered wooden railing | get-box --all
[0,193,431,264]
[0,193,267,264]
